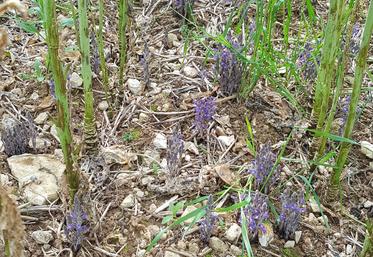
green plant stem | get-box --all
[97,0,112,116]
[329,0,373,195]
[313,0,346,122]
[69,0,81,52]
[78,0,98,153]
[360,218,373,257]
[118,0,128,87]
[315,0,360,161]
[44,0,77,199]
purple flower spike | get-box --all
[242,191,269,238]
[199,195,218,244]
[296,43,319,81]
[65,195,89,253]
[193,97,216,134]
[350,24,362,56]
[215,34,243,95]
[248,144,279,190]
[279,189,305,239]
[167,127,184,176]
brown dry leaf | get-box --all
[214,164,239,186]
[0,187,25,257]
[36,95,54,111]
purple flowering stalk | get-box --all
[278,189,305,240]
[167,127,184,176]
[199,195,218,244]
[215,35,243,95]
[65,195,89,253]
[242,191,269,238]
[296,43,319,81]
[350,24,362,56]
[248,144,279,190]
[193,97,216,134]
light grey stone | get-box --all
[7,154,65,205]
[69,72,83,87]
[34,112,49,125]
[224,223,241,242]
[153,133,167,149]
[361,141,373,159]
[230,245,242,256]
[127,78,144,95]
[218,135,235,147]
[183,66,198,78]
[31,230,53,244]
[284,240,295,248]
[185,141,199,155]
[120,194,135,209]
[295,231,302,244]
[98,101,109,111]
[364,200,373,209]
[209,236,228,253]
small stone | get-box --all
[127,78,144,95]
[30,92,39,100]
[185,141,199,155]
[306,213,318,224]
[188,242,199,254]
[364,200,373,209]
[147,225,160,237]
[34,112,49,125]
[139,113,149,122]
[98,101,109,111]
[209,237,228,253]
[167,33,179,47]
[141,176,155,185]
[164,251,181,257]
[183,66,198,78]
[120,194,135,209]
[181,205,197,225]
[0,174,9,186]
[135,189,145,198]
[11,88,23,97]
[295,231,302,244]
[258,222,274,247]
[31,230,53,244]
[361,141,373,159]
[218,135,235,147]
[153,133,167,149]
[224,223,241,242]
[230,245,241,256]
[32,137,52,149]
[284,240,295,248]
[136,249,146,257]
[69,72,83,87]
[346,244,353,255]
[177,240,186,250]
[309,197,322,213]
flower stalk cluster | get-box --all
[278,189,305,239]
[248,144,279,190]
[65,195,89,253]
[193,97,216,134]
[199,195,218,244]
[242,192,269,238]
[215,35,243,95]
[166,127,184,177]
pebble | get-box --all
[218,135,235,147]
[69,72,83,87]
[224,223,241,242]
[136,249,146,257]
[284,240,295,248]
[361,141,373,159]
[346,244,353,255]
[309,198,322,213]
[10,88,23,97]
[183,66,198,78]
[188,242,199,254]
[209,237,228,253]
[120,194,135,209]
[127,78,144,95]
[185,141,199,155]
[167,33,179,48]
[50,124,59,143]
[364,200,373,208]
[295,231,302,244]
[34,112,49,125]
[31,230,53,244]
[139,113,149,122]
[30,92,39,100]
[153,133,167,149]
[177,240,186,250]
[230,245,242,256]
[98,101,109,111]
[141,176,155,186]
[32,137,52,149]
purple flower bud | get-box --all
[65,195,89,253]
[278,189,304,239]
[296,43,319,81]
[193,97,216,134]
